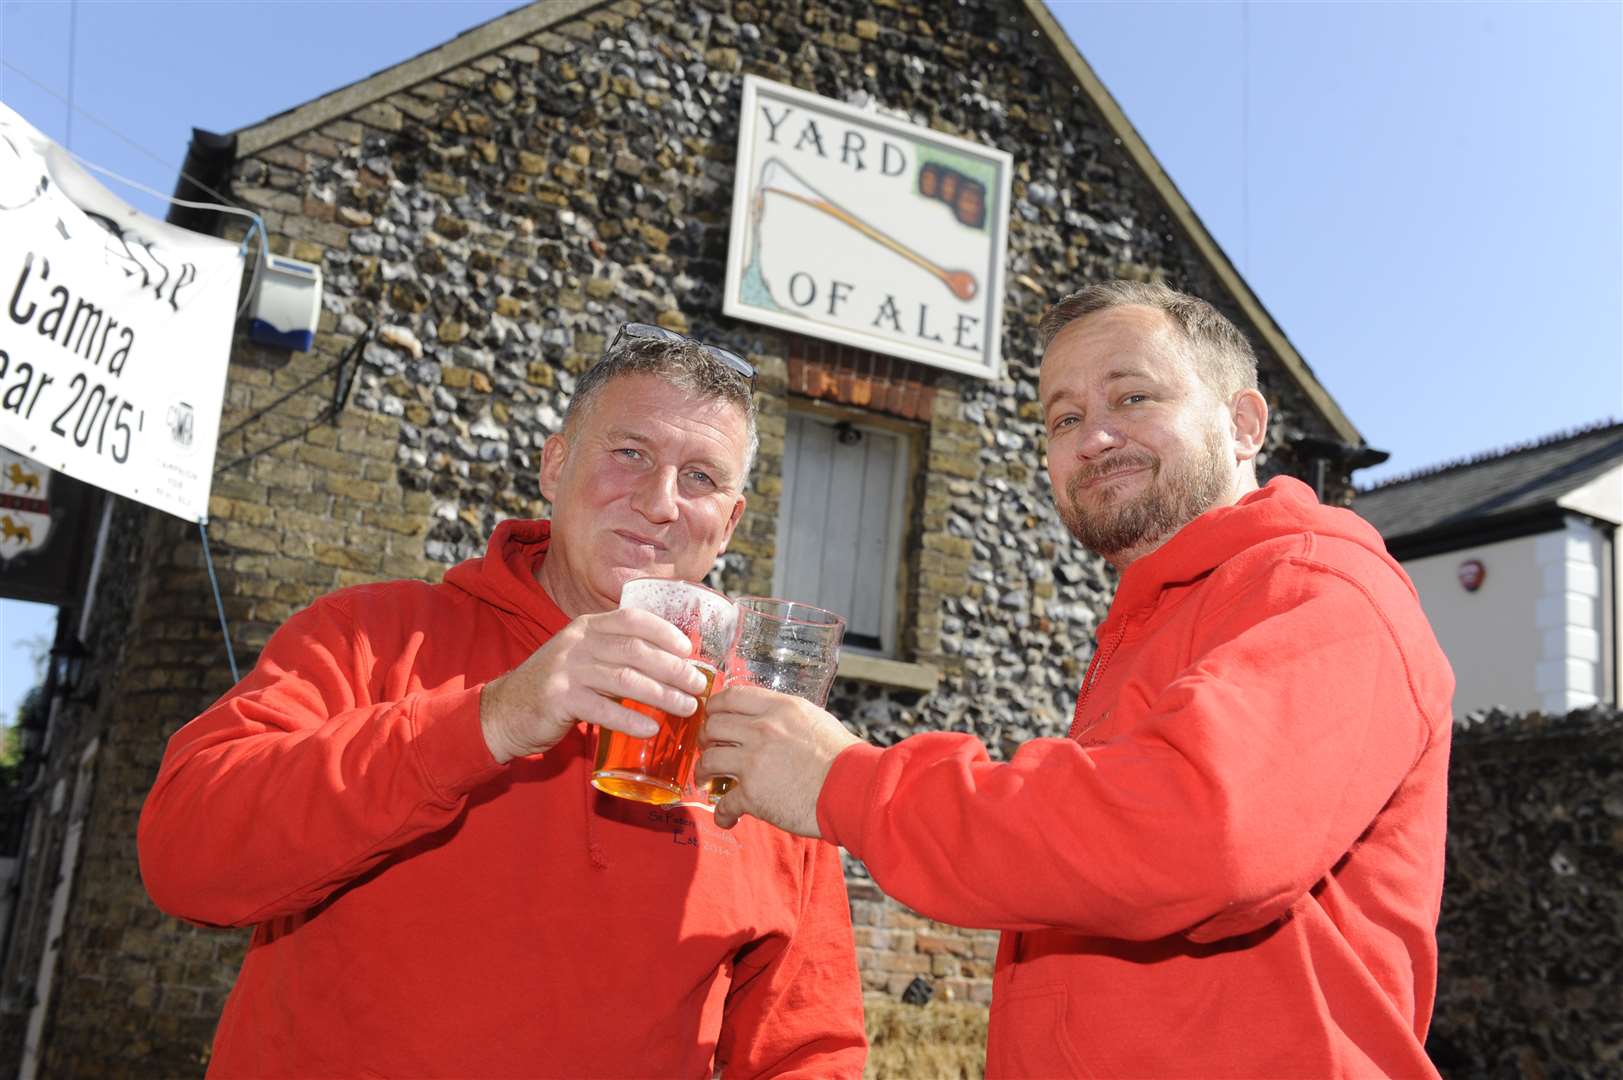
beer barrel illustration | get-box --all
[918,162,987,230]
[752,157,979,302]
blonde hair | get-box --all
[1038,281,1258,398]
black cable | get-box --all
[213,325,375,476]
[2,58,250,214]
[213,425,321,477]
[216,354,349,443]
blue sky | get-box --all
[2,0,1619,719]
[1054,0,1621,480]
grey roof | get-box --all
[1353,420,1623,542]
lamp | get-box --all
[48,637,95,706]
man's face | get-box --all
[538,374,749,616]
[1039,305,1240,565]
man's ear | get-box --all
[539,433,569,502]
[717,495,747,553]
[1229,388,1269,464]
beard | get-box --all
[1058,426,1232,559]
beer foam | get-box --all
[620,578,738,653]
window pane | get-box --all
[784,415,833,603]
[848,433,896,641]
[818,431,867,631]
[777,412,907,656]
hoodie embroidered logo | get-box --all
[647,808,744,856]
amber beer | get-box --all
[592,662,718,805]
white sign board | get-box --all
[0,103,242,522]
[724,77,1013,380]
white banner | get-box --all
[0,103,242,522]
[724,77,1013,380]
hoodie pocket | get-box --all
[987,984,1092,1078]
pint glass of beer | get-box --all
[591,578,737,806]
[707,597,846,803]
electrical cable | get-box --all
[64,0,77,150]
[212,326,375,476]
[1240,1,1250,274]
[65,152,260,229]
[3,60,271,317]
[197,518,241,684]
[2,57,244,211]
[66,154,270,319]
[216,354,349,445]
[212,424,318,478]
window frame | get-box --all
[771,399,921,660]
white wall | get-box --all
[1405,533,1545,714]
[1402,516,1616,715]
[1558,462,1622,703]
[1533,523,1607,713]
[1611,523,1620,705]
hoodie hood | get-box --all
[443,519,610,868]
[1106,476,1411,622]
[442,519,572,650]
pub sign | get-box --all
[724,76,1013,380]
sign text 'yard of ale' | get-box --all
[724,77,1013,380]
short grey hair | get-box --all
[563,332,759,481]
[1038,281,1259,398]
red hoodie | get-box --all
[818,478,1452,1078]
[138,520,866,1079]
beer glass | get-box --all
[591,578,737,806]
[706,597,846,804]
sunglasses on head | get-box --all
[610,322,757,389]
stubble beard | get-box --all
[1059,427,1233,559]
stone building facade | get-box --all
[0,0,1379,1074]
[1427,707,1623,1079]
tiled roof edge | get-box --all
[1356,417,1623,495]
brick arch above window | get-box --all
[784,336,940,423]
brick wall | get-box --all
[849,878,998,1006]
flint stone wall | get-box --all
[5,0,1357,1074]
[230,0,1340,764]
[1427,706,1623,1079]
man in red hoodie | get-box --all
[699,282,1453,1078]
[138,327,866,1078]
